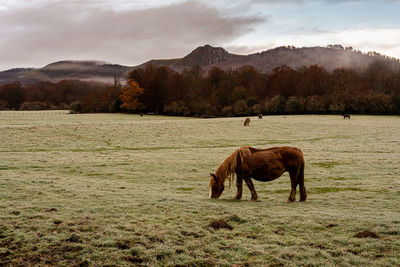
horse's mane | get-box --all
[216,146,251,187]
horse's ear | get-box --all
[210,173,216,179]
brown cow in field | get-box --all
[258,114,263,119]
[343,114,350,119]
[244,117,250,126]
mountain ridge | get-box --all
[1,45,399,85]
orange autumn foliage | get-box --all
[119,78,144,112]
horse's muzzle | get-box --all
[209,186,221,199]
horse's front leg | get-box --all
[234,175,243,200]
[243,176,258,201]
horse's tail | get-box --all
[298,154,307,201]
[298,159,304,184]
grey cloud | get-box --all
[249,0,306,5]
[358,41,400,51]
[282,26,333,35]
[0,0,264,69]
[250,0,399,4]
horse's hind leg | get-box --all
[234,175,243,200]
[243,176,258,201]
[287,169,298,202]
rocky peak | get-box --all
[178,45,232,66]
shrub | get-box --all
[306,95,327,114]
[164,101,184,116]
[329,100,345,114]
[221,106,233,117]
[284,96,305,114]
[252,104,262,115]
[19,101,49,110]
[0,100,8,110]
[69,101,82,114]
[191,101,215,117]
[392,94,400,114]
[232,100,248,116]
[264,95,285,114]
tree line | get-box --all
[0,79,120,113]
[1,60,400,116]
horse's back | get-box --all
[248,146,303,157]
[245,146,303,168]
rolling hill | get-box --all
[0,61,131,85]
[139,44,400,73]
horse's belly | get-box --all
[250,168,284,182]
[252,175,278,182]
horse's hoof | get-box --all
[250,198,259,202]
[286,199,295,203]
[300,194,307,202]
[233,197,241,201]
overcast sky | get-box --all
[1,0,399,70]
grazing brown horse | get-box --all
[343,114,350,119]
[258,114,263,119]
[244,118,250,126]
[209,146,306,202]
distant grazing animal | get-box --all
[343,114,350,119]
[244,117,250,126]
[209,146,306,202]
[258,114,263,119]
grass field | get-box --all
[0,111,399,266]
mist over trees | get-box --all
[1,60,400,116]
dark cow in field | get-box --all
[244,118,250,126]
[343,114,350,119]
[258,114,263,119]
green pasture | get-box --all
[0,111,399,266]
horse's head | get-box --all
[209,173,224,199]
